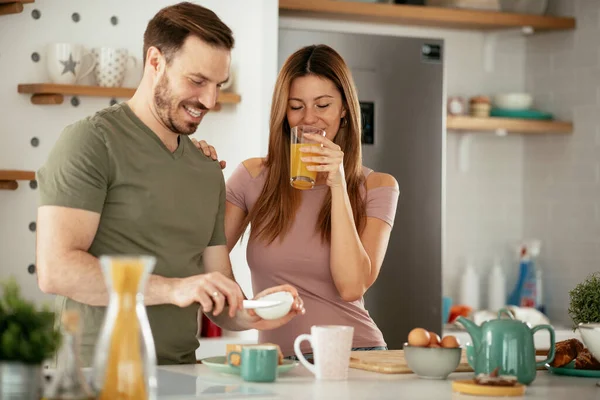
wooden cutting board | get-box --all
[349,349,551,374]
[349,349,472,374]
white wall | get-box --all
[0,0,278,313]
[523,0,599,325]
[280,16,527,305]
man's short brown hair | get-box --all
[143,2,234,65]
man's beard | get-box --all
[154,73,205,135]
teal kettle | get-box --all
[457,308,556,385]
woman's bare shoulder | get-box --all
[241,158,266,179]
[365,171,399,191]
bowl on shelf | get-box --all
[492,93,533,110]
[499,0,547,15]
[403,344,462,379]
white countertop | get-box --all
[159,362,600,399]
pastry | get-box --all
[575,348,600,370]
[549,338,584,368]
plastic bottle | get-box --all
[508,241,540,308]
[488,258,506,311]
[460,261,480,311]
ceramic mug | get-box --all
[293,325,354,380]
[92,47,138,88]
[46,43,95,85]
[227,345,278,382]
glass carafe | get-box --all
[92,255,157,400]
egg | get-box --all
[441,335,460,348]
[408,328,430,347]
[429,343,441,348]
[428,331,441,347]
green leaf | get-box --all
[569,272,600,329]
[0,276,61,363]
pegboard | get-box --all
[0,0,279,304]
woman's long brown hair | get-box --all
[241,45,366,244]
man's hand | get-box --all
[170,272,244,318]
[191,138,226,170]
[246,284,305,330]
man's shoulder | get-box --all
[62,104,125,140]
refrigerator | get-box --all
[279,29,444,350]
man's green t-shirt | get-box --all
[37,103,226,365]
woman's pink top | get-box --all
[226,163,399,356]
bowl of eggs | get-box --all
[404,328,462,380]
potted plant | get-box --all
[568,272,600,329]
[0,277,61,399]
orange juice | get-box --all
[290,143,317,190]
[99,259,147,400]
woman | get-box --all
[197,44,399,358]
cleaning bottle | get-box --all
[460,260,480,311]
[508,241,540,308]
[488,258,506,311]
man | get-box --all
[36,2,304,366]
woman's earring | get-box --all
[341,117,348,128]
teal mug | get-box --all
[227,345,278,382]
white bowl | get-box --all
[403,344,462,380]
[492,93,533,110]
[254,291,294,320]
[578,323,600,361]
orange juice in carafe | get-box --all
[93,255,157,400]
[290,143,317,190]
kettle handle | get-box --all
[532,324,556,368]
[497,308,515,320]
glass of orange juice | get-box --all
[290,125,326,190]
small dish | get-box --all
[545,360,600,378]
[253,291,294,320]
[403,344,462,379]
[201,356,298,375]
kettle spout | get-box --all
[456,316,482,350]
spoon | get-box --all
[242,299,283,309]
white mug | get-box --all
[293,325,354,380]
[46,43,95,85]
[92,47,138,88]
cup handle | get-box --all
[77,51,96,81]
[226,351,241,368]
[532,324,555,368]
[127,55,138,69]
[293,334,315,375]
